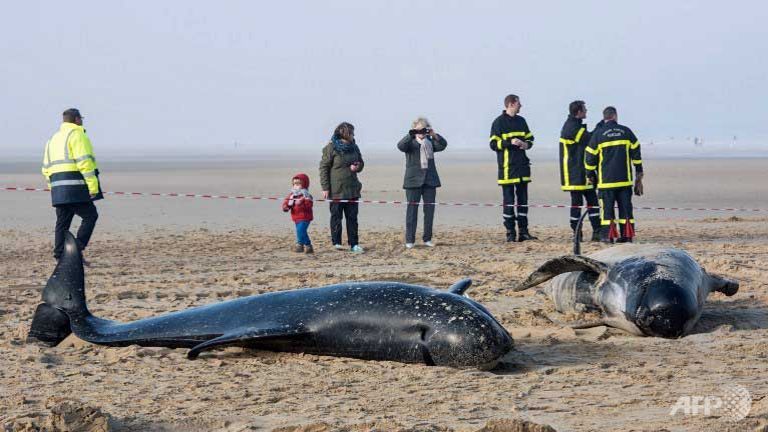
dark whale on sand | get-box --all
[512,243,739,338]
[28,233,513,369]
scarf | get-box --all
[332,137,355,153]
[416,136,434,170]
[291,188,313,199]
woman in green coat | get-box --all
[396,117,447,249]
[319,122,365,253]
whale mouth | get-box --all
[636,304,691,338]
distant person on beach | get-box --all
[397,117,447,249]
[559,100,601,241]
[319,122,365,253]
[489,94,538,242]
[585,106,644,243]
[282,173,314,253]
[42,108,103,264]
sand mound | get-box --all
[2,398,110,432]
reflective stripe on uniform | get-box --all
[498,176,531,185]
[75,155,95,163]
[562,185,593,191]
[44,129,77,168]
[585,146,599,155]
[490,135,503,150]
[503,149,509,180]
[562,139,570,187]
[43,159,78,169]
[82,171,97,178]
[501,131,527,140]
[574,127,585,143]
[598,139,632,150]
[632,159,643,165]
[598,180,634,188]
[51,179,86,187]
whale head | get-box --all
[633,278,700,338]
[614,255,702,338]
[422,294,513,369]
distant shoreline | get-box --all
[2,152,767,167]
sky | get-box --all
[1,0,767,158]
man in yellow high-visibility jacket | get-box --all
[42,108,102,261]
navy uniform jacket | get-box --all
[584,120,643,189]
[489,112,534,185]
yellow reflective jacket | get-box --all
[42,122,100,206]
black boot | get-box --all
[590,230,601,242]
[598,227,613,244]
[504,218,517,242]
[518,228,538,242]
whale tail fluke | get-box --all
[28,232,92,346]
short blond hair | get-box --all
[411,117,431,130]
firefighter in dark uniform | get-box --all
[584,106,644,243]
[489,94,538,242]
[559,100,601,241]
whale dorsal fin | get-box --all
[512,255,609,292]
[448,278,472,295]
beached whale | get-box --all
[27,233,513,369]
[511,243,739,338]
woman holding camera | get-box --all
[396,117,447,249]
[319,122,365,253]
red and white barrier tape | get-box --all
[2,186,767,212]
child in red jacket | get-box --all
[282,173,314,253]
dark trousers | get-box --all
[502,183,529,232]
[405,186,437,244]
[599,187,635,236]
[570,190,601,231]
[329,202,359,247]
[54,201,98,259]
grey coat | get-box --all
[397,134,447,189]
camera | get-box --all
[409,128,432,137]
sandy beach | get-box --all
[1,158,767,431]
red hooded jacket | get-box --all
[282,173,314,222]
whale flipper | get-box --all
[448,278,472,295]
[706,273,740,296]
[187,326,310,360]
[512,255,609,292]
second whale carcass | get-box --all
[512,243,739,338]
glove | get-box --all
[634,172,644,196]
[587,171,597,185]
